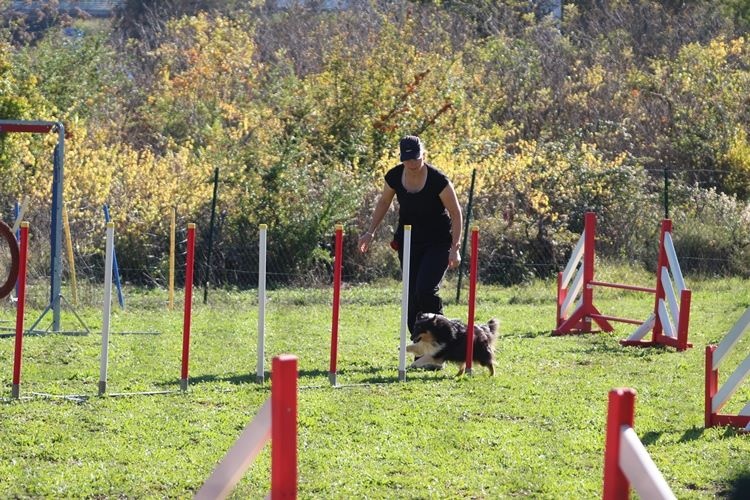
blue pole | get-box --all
[103,204,125,309]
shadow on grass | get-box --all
[725,471,750,499]
[678,426,705,443]
[111,330,161,335]
[513,330,557,339]
[580,339,673,357]
[639,430,665,446]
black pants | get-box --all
[398,242,450,333]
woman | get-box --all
[359,135,463,334]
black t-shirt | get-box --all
[385,163,452,246]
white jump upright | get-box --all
[603,388,676,500]
[705,308,750,430]
[196,354,298,499]
[398,225,412,382]
[257,224,268,384]
[555,212,692,351]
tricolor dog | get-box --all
[407,313,499,376]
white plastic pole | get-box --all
[399,226,412,382]
[619,426,676,500]
[195,400,272,499]
[11,195,29,233]
[99,222,115,396]
[256,224,267,383]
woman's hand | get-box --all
[358,232,375,253]
[448,246,461,269]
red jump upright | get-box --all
[554,212,692,351]
[705,308,750,430]
[603,388,675,499]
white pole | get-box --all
[399,226,412,382]
[99,222,115,396]
[256,224,267,383]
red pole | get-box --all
[181,223,196,391]
[652,220,671,343]
[582,212,596,332]
[603,388,635,500]
[465,227,478,374]
[329,225,343,386]
[705,345,718,428]
[272,354,298,499]
[11,222,29,399]
[556,271,565,328]
[677,289,692,351]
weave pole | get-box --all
[271,354,298,498]
[98,222,115,396]
[11,222,29,399]
[329,225,343,386]
[398,226,412,382]
[257,224,267,383]
[168,207,176,310]
[464,227,479,375]
[180,223,196,391]
[62,204,78,306]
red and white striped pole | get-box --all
[329,225,343,386]
[272,354,298,499]
[11,222,29,399]
[181,223,196,392]
[464,227,479,375]
[603,388,636,500]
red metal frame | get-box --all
[329,225,343,385]
[465,227,478,373]
[181,224,196,390]
[603,388,636,500]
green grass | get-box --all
[1,271,750,498]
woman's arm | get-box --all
[439,182,463,269]
[359,182,396,253]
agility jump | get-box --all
[196,354,297,500]
[705,308,750,430]
[554,212,692,351]
[603,388,675,500]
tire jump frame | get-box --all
[554,212,692,351]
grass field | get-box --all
[1,266,749,498]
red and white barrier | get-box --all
[555,212,692,351]
[196,354,298,500]
[603,388,675,500]
[705,308,750,430]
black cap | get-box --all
[399,135,423,161]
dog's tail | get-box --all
[486,318,499,336]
